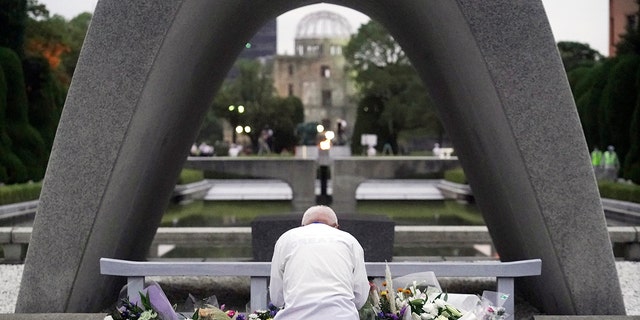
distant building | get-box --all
[227,19,277,79]
[272,11,357,142]
[609,0,639,56]
[243,20,277,60]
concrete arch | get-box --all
[16,0,624,315]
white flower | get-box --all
[139,310,157,320]
[421,312,436,320]
[103,316,114,320]
[249,314,259,319]
[423,303,438,315]
[434,298,447,308]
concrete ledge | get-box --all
[0,227,11,243]
[4,226,640,261]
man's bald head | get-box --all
[301,205,339,227]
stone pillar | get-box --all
[341,0,625,314]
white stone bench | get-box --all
[100,258,541,314]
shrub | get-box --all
[598,180,640,203]
[177,169,204,185]
[443,167,640,204]
[0,181,41,205]
[443,167,466,184]
[0,47,47,182]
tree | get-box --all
[206,59,304,153]
[601,55,640,169]
[61,12,92,79]
[344,20,441,154]
[557,41,603,72]
[567,2,640,183]
[0,0,27,56]
[0,47,47,182]
[0,55,29,183]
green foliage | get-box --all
[623,88,640,184]
[351,95,385,155]
[344,20,442,154]
[177,169,204,185]
[0,0,27,56]
[0,47,47,182]
[443,167,467,184]
[557,41,604,72]
[61,12,92,78]
[598,180,640,203]
[22,55,63,151]
[602,55,640,169]
[0,181,41,205]
[444,167,640,204]
[570,54,640,181]
[208,59,303,153]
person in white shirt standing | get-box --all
[269,205,370,320]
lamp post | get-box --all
[317,130,334,205]
[228,104,245,143]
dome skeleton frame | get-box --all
[296,11,353,39]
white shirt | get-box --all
[269,223,370,320]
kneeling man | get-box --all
[269,205,370,319]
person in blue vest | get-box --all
[603,145,620,182]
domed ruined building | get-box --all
[273,11,357,143]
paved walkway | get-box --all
[203,179,445,201]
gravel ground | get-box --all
[1,262,639,315]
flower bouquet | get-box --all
[361,264,470,320]
[105,282,280,320]
[361,264,513,320]
[471,291,511,320]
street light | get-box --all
[317,130,332,205]
[229,105,245,143]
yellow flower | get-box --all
[380,290,388,296]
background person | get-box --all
[603,145,620,182]
[269,205,370,320]
[591,147,603,179]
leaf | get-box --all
[140,291,153,310]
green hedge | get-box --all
[445,167,640,204]
[0,181,41,205]
[598,180,640,203]
[443,167,467,184]
[177,169,204,185]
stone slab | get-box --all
[251,214,394,262]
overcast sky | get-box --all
[39,0,610,56]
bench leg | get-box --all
[2,244,24,263]
[128,276,145,300]
[250,277,269,312]
[624,242,640,261]
[496,277,514,316]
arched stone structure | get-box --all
[16,0,625,315]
